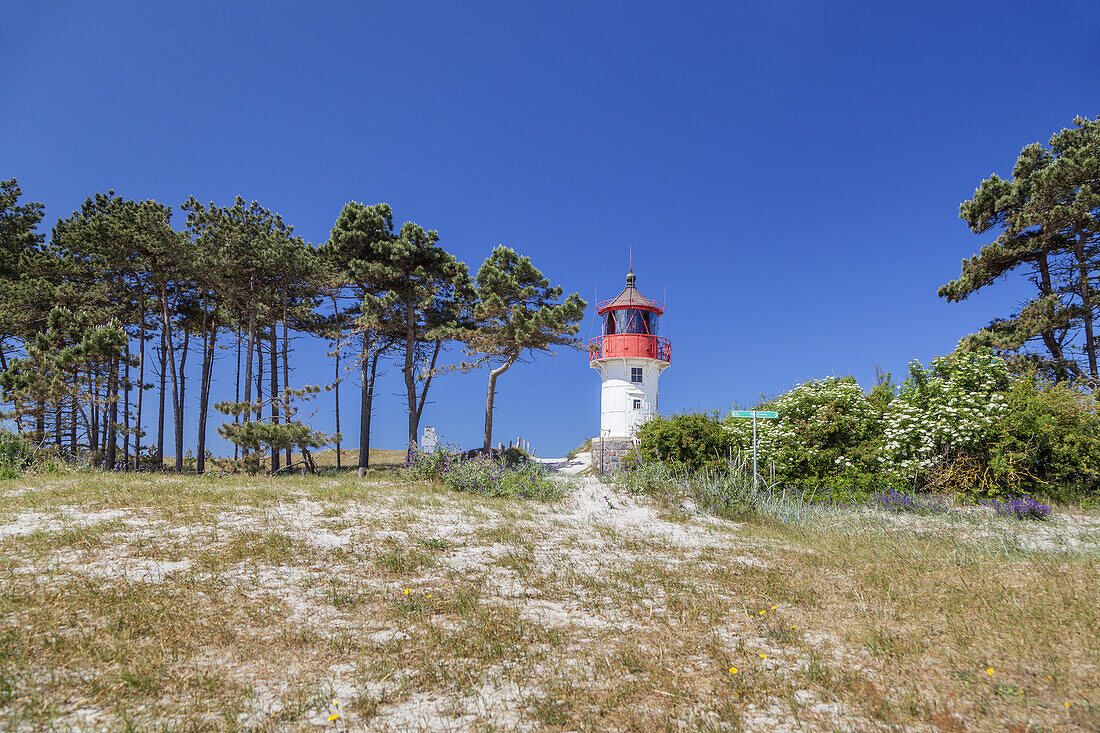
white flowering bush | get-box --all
[647,350,1099,501]
[723,377,884,488]
[879,351,1010,488]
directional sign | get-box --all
[730,410,778,487]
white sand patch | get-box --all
[366,676,534,732]
[368,628,410,643]
[67,557,194,583]
[0,508,129,538]
[536,450,591,475]
[445,542,513,572]
[518,599,628,630]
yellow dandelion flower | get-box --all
[758,653,767,659]
[328,713,341,721]
[729,667,738,675]
[789,625,795,629]
[771,605,777,610]
[332,699,339,707]
[1048,675,1053,681]
[1065,702,1070,708]
[986,668,994,676]
[403,589,411,595]
[759,610,765,615]
[427,594,432,598]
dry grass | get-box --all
[0,469,1097,731]
[292,448,408,468]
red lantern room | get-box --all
[589,270,671,364]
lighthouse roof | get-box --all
[596,270,665,314]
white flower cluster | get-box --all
[725,377,878,477]
[879,352,1009,475]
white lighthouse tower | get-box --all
[589,269,670,470]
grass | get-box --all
[290,447,408,468]
[0,467,1097,730]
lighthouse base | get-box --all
[591,436,637,474]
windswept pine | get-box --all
[941,115,1100,388]
[0,188,577,473]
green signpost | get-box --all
[730,409,779,487]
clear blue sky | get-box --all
[2,1,1098,456]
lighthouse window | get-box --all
[612,309,646,334]
[603,312,617,335]
[630,367,643,383]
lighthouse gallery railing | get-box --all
[589,335,671,364]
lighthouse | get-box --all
[589,269,671,470]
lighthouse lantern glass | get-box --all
[605,309,658,336]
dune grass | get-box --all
[0,468,1096,730]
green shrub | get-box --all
[631,412,732,472]
[406,447,566,501]
[723,377,884,487]
[801,467,890,503]
[989,374,1100,502]
[878,352,1100,500]
[502,446,529,466]
[0,431,33,479]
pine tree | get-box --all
[51,193,182,468]
[456,246,586,450]
[326,202,471,456]
[0,179,48,379]
[941,116,1100,386]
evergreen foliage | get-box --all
[455,246,586,450]
[941,115,1100,387]
[0,182,578,475]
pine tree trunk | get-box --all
[157,330,166,469]
[330,294,342,470]
[69,394,77,455]
[254,330,263,469]
[414,340,442,431]
[256,329,264,424]
[359,332,370,474]
[234,326,242,461]
[404,305,418,452]
[270,325,279,473]
[367,343,380,460]
[483,355,519,451]
[196,308,217,475]
[334,340,341,470]
[90,367,99,464]
[123,344,131,469]
[106,357,118,471]
[282,299,291,468]
[135,310,146,470]
[35,399,45,446]
[1035,251,1074,380]
[158,282,183,473]
[243,310,256,423]
[53,403,62,449]
[176,328,189,473]
[99,368,109,458]
[1074,232,1098,382]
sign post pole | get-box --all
[752,411,758,488]
[730,410,778,488]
